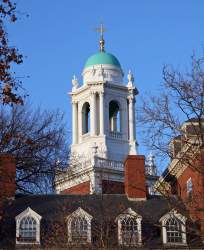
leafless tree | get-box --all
[0,104,69,193]
[139,52,204,164]
[139,52,204,240]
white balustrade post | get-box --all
[128,96,135,141]
[99,92,104,135]
[72,101,78,144]
[90,92,97,136]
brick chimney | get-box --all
[124,155,146,200]
[0,154,16,201]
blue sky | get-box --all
[8,0,204,167]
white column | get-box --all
[90,92,97,136]
[121,100,128,140]
[99,92,104,135]
[72,101,78,144]
[128,96,135,141]
[78,103,82,143]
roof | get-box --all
[84,52,121,68]
[3,194,176,224]
[1,194,195,248]
[184,118,204,123]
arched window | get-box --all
[15,207,41,245]
[186,177,193,197]
[71,217,88,242]
[109,100,121,132]
[166,218,182,243]
[82,102,90,134]
[116,208,142,246]
[121,217,138,245]
[19,217,37,242]
[159,210,187,245]
[67,207,93,244]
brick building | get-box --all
[0,31,204,249]
[1,153,203,249]
[155,119,204,243]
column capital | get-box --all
[90,90,97,96]
[127,95,135,102]
[72,100,78,104]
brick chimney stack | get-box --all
[124,155,146,200]
[0,154,16,201]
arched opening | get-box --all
[165,217,182,243]
[71,217,88,242]
[82,102,90,134]
[121,216,138,245]
[19,216,37,242]
[109,100,121,132]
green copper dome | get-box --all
[85,52,121,68]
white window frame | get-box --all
[186,177,193,196]
[67,207,93,244]
[15,207,42,245]
[159,209,187,245]
[115,208,142,246]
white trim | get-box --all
[127,197,146,201]
[154,137,200,193]
[115,208,142,246]
[15,207,42,245]
[159,209,187,245]
[67,207,93,244]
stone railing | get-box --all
[94,156,124,171]
[82,132,90,140]
[145,166,157,176]
[56,156,124,182]
[109,131,122,139]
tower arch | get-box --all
[109,100,121,133]
[69,30,138,164]
[82,102,90,134]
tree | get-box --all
[139,52,204,240]
[0,0,25,105]
[0,104,69,193]
[139,52,204,162]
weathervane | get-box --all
[96,23,105,52]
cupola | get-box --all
[82,24,123,85]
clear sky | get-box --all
[8,0,204,168]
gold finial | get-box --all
[96,23,105,52]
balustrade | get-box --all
[109,131,122,139]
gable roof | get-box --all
[15,206,42,221]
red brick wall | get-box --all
[124,155,146,200]
[177,167,204,221]
[175,154,204,237]
[0,155,16,218]
[0,155,16,199]
[102,180,124,194]
[61,181,90,195]
[177,167,204,201]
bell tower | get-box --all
[55,27,138,194]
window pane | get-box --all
[166,218,182,243]
[71,217,88,243]
[19,216,37,242]
[121,217,138,245]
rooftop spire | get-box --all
[96,23,105,52]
